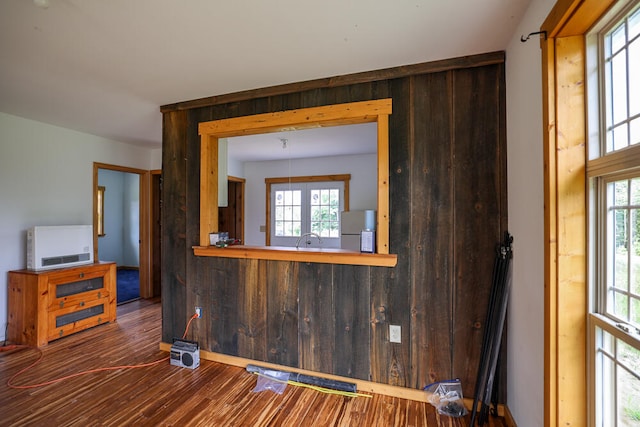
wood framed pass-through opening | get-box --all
[196,99,397,267]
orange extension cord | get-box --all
[2,313,198,389]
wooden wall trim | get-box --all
[542,0,616,38]
[541,1,615,426]
[542,37,559,427]
[160,51,505,113]
[92,162,152,298]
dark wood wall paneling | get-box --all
[161,52,507,399]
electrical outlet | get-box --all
[389,325,401,343]
[195,307,202,318]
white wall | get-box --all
[0,112,160,342]
[97,169,140,267]
[122,173,140,266]
[243,153,377,245]
[98,169,126,264]
[505,0,555,425]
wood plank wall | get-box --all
[161,52,507,399]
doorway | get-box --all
[93,163,152,302]
[218,176,245,243]
[151,171,162,297]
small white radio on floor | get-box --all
[170,339,200,369]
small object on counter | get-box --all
[215,238,241,248]
[209,233,220,245]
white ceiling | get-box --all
[0,0,532,150]
[227,122,378,163]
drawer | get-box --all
[46,264,110,285]
[48,273,109,311]
[47,297,110,341]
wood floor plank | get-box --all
[0,298,506,427]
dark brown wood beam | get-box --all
[160,51,505,113]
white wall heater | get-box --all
[27,225,94,270]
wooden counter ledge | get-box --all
[193,245,397,267]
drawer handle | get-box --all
[79,301,85,307]
[59,301,64,309]
[79,272,85,278]
[59,330,64,337]
[97,292,101,299]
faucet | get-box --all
[295,232,323,248]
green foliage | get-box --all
[624,396,640,422]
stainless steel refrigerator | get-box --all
[340,210,375,251]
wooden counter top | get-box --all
[193,245,397,267]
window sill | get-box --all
[193,245,397,267]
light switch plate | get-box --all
[390,325,401,343]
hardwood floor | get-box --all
[1,299,506,427]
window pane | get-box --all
[319,189,328,205]
[631,178,640,204]
[614,210,628,285]
[330,189,339,207]
[630,38,640,117]
[275,222,284,236]
[631,117,640,147]
[594,327,640,427]
[632,297,640,326]
[617,365,640,425]
[614,123,629,150]
[606,57,615,153]
[612,24,626,53]
[599,349,616,426]
[616,180,629,205]
[330,206,338,222]
[273,189,301,237]
[330,220,339,237]
[629,8,640,40]
[615,291,629,319]
[612,52,628,126]
[604,9,640,154]
[620,339,640,373]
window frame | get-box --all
[194,99,397,267]
[97,185,106,237]
[586,2,640,425]
[541,0,617,425]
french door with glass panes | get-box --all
[270,181,343,248]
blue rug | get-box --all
[117,269,140,304]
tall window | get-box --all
[588,3,640,426]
